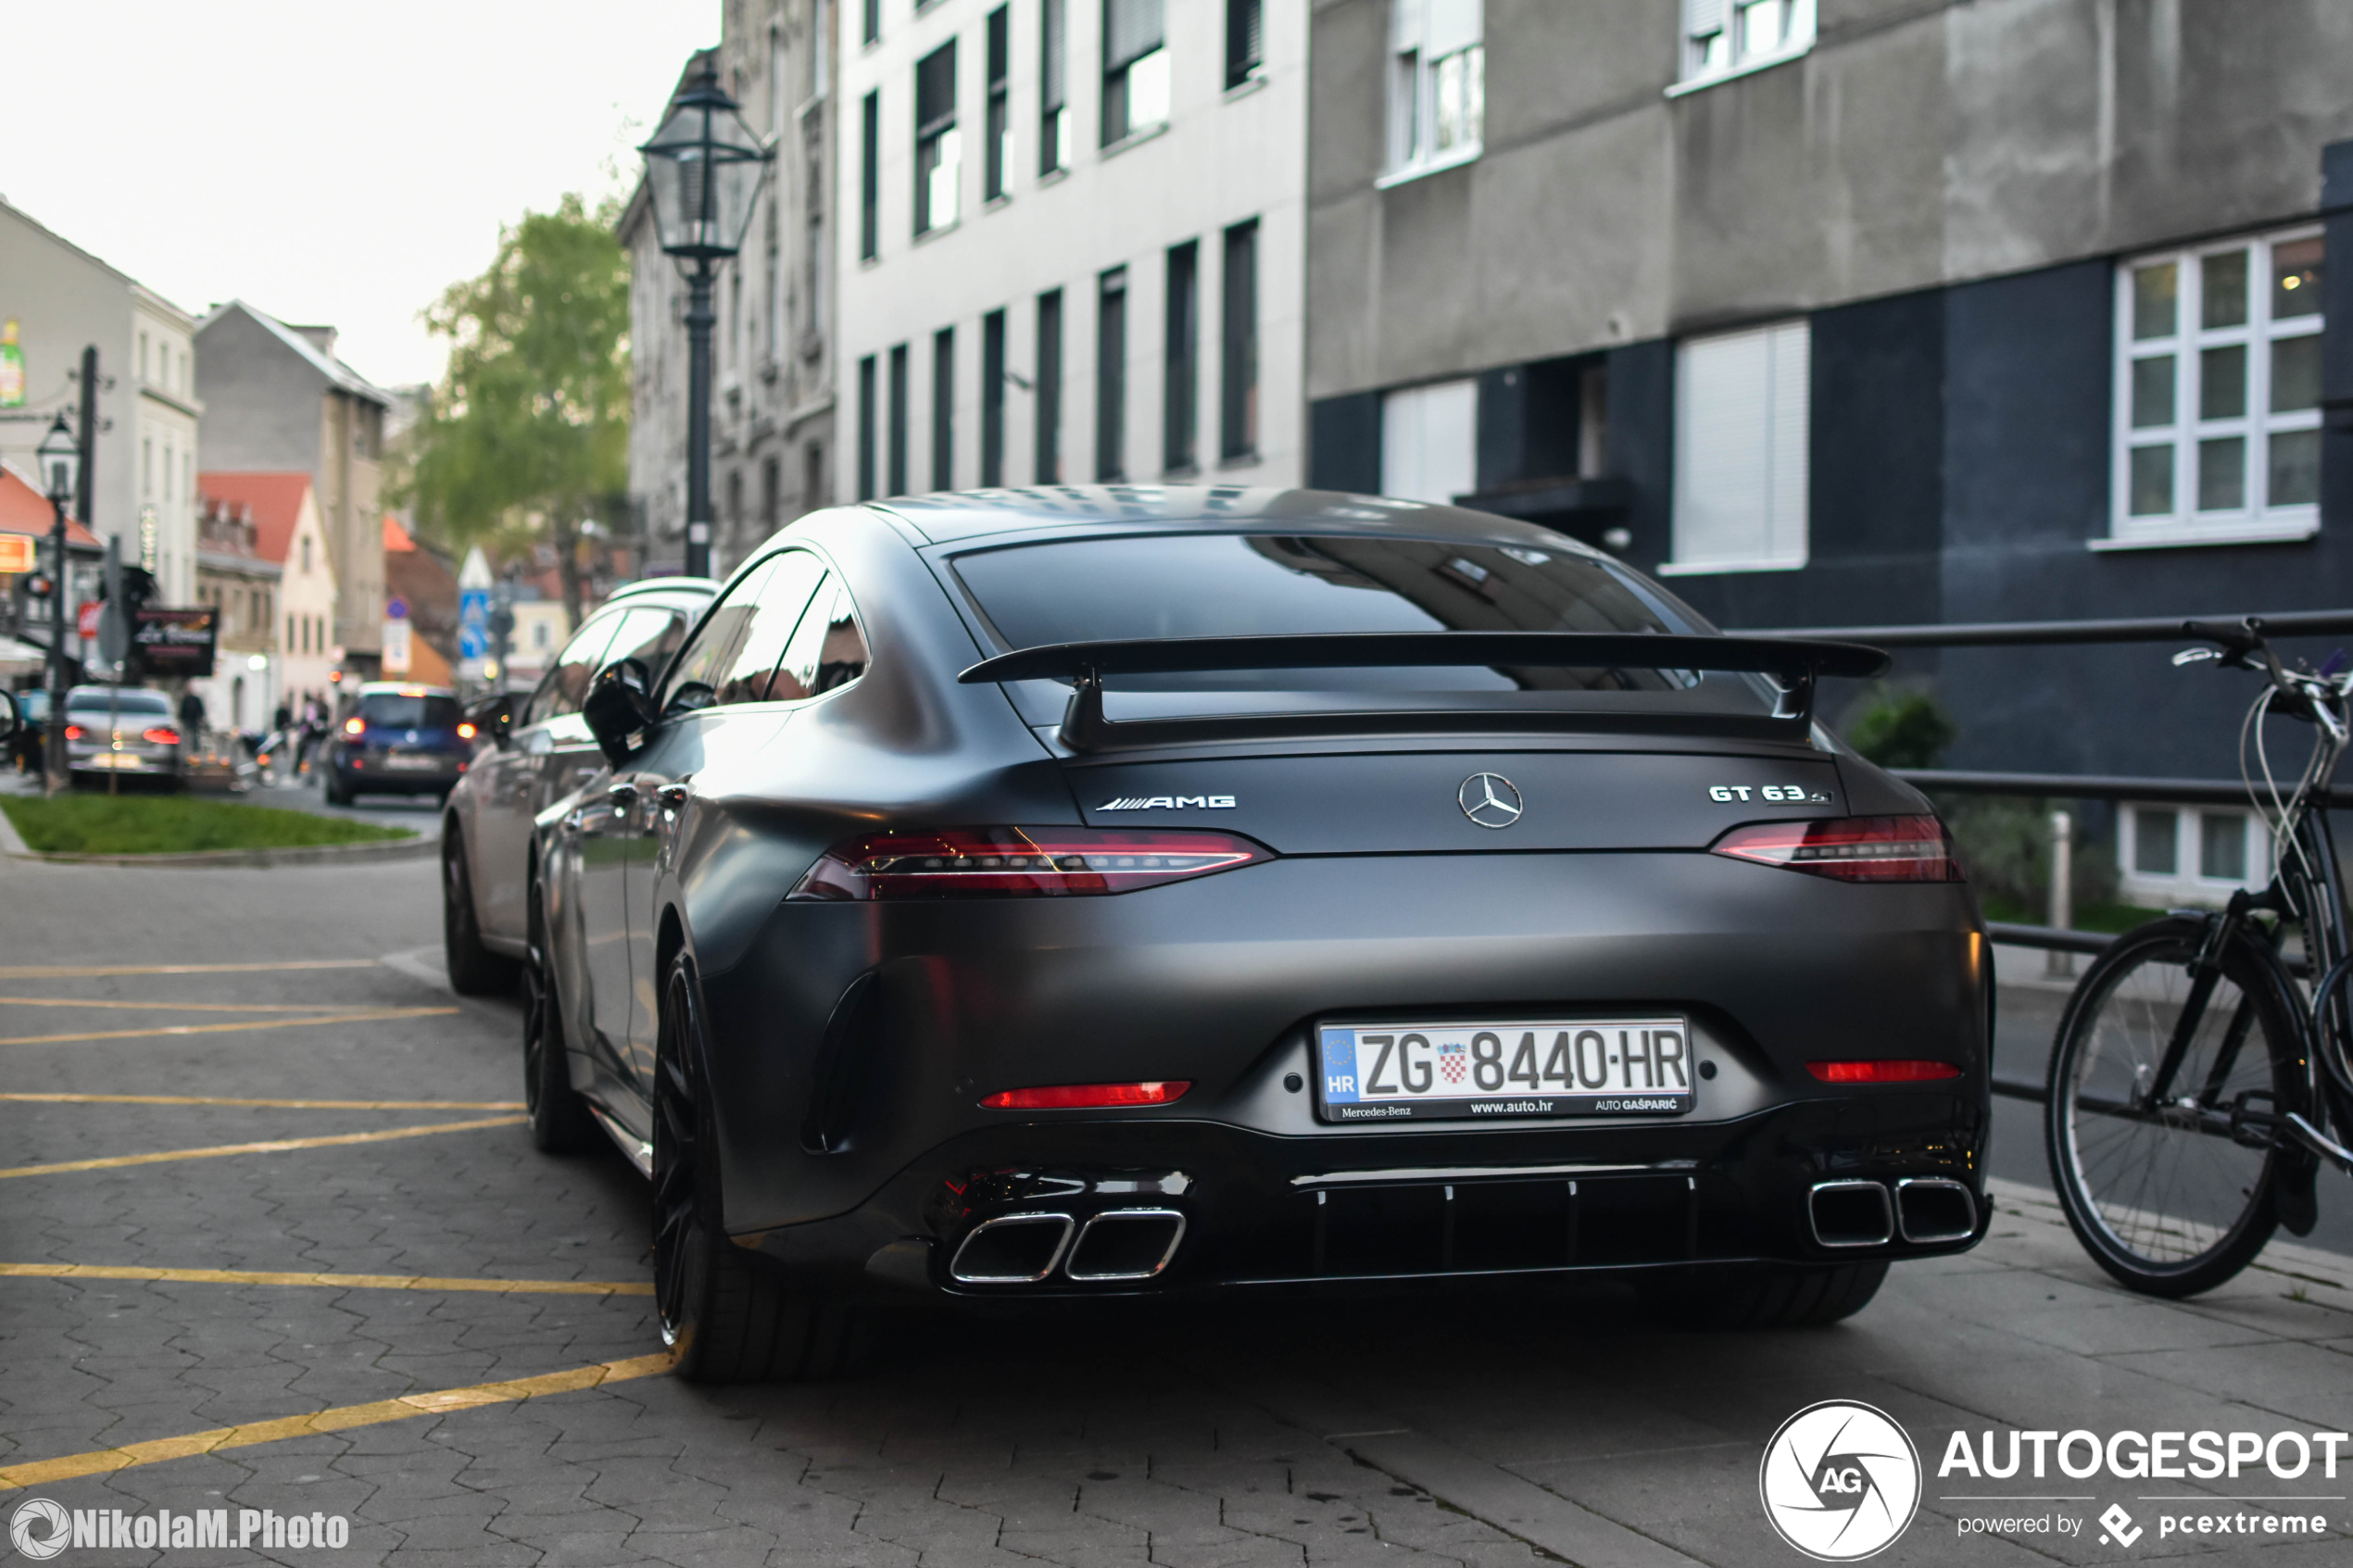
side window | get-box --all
[601,605,690,689]
[772,576,873,701]
[714,552,828,707]
[525,613,622,727]
[663,557,782,711]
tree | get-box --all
[399,194,630,629]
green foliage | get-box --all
[397,193,631,622]
[1944,796,2120,915]
[2,796,414,854]
[1843,686,1957,770]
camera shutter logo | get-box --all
[1758,1400,1921,1561]
[10,1498,70,1562]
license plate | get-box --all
[85,753,144,770]
[383,754,444,771]
[1316,1019,1696,1123]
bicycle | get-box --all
[2045,617,2353,1297]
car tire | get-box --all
[1645,1261,1887,1329]
[652,951,858,1383]
[522,886,599,1154]
[442,830,520,996]
[322,769,347,805]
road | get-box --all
[1,852,2348,1566]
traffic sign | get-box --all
[76,600,101,639]
[459,587,489,662]
[386,596,409,621]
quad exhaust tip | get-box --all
[1807,1178,1979,1248]
[1808,1180,1895,1248]
[947,1208,1187,1285]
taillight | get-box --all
[1807,1060,1962,1084]
[343,717,365,736]
[142,727,180,745]
[1710,815,1959,882]
[457,721,478,740]
[980,1081,1191,1110]
[63,723,84,740]
[788,827,1270,901]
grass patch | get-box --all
[1979,894,2170,935]
[1,794,416,855]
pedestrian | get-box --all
[178,687,207,747]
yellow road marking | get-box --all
[0,1351,674,1491]
[0,995,398,1013]
[0,1092,523,1110]
[0,960,384,979]
[0,1115,526,1179]
[0,1007,459,1047]
[0,1262,649,1295]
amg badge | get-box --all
[1099,795,1237,810]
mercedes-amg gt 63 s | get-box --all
[531,488,1990,1381]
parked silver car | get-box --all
[440,577,715,993]
[63,685,185,788]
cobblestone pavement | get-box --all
[2,852,2351,1566]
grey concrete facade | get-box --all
[1305,1,2353,791]
[623,0,838,582]
[195,302,392,665]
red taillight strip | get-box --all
[980,1081,1191,1110]
[1806,1060,1962,1084]
[1710,814,1960,883]
[789,827,1270,900]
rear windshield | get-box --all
[67,689,171,715]
[951,533,1760,707]
[359,694,463,729]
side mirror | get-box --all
[472,691,518,747]
[583,658,658,765]
[0,691,16,744]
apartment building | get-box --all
[1303,0,2353,891]
[836,0,1302,500]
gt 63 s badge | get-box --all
[1759,1400,1920,1561]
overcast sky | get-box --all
[3,1,720,389]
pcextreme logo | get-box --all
[1760,1400,1923,1561]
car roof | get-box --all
[863,484,1592,552]
[601,576,717,605]
[357,682,458,697]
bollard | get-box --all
[2046,809,2074,978]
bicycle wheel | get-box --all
[2045,917,2296,1297]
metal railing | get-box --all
[1741,608,2353,959]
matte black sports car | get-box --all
[530,487,1991,1382]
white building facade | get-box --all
[835,0,1303,500]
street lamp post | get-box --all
[36,414,80,797]
[638,68,772,581]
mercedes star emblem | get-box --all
[1458,772,1523,829]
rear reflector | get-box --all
[788,827,1269,900]
[1807,1060,1962,1084]
[980,1081,1191,1110]
[1710,814,1959,882]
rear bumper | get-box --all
[687,848,1991,1289]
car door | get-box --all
[474,611,624,947]
[616,551,831,1085]
[573,560,802,1095]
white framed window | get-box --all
[1676,0,1815,91]
[2106,227,2324,548]
[2119,804,2271,906]
[1103,0,1169,146]
[1667,320,1809,573]
[1384,0,1483,184]
[1380,378,1478,506]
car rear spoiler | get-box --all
[956,632,1890,752]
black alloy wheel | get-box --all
[651,952,856,1383]
[522,883,598,1154]
[441,830,520,996]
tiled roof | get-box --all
[196,471,312,568]
[0,463,102,548]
